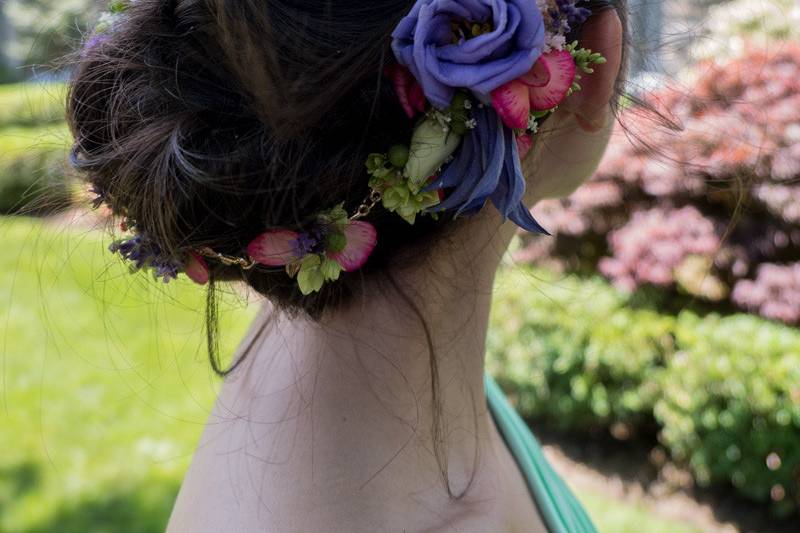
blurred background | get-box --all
[1,1,798,532]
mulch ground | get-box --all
[536,425,797,533]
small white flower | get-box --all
[527,115,539,133]
[465,118,477,130]
[546,33,567,52]
[463,99,473,110]
[428,109,455,130]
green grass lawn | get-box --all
[0,83,67,128]
[0,123,70,155]
[0,216,256,533]
[0,216,708,533]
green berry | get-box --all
[326,232,347,253]
[388,144,410,168]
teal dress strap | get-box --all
[485,373,598,533]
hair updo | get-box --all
[68,0,628,375]
[67,0,453,318]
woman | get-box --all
[68,1,624,531]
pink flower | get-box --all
[385,65,426,119]
[185,252,210,285]
[247,229,306,266]
[326,221,378,272]
[246,221,378,273]
[491,50,577,130]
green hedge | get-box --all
[0,83,67,128]
[657,314,800,516]
[488,267,800,515]
[0,124,73,215]
[488,271,672,432]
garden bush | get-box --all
[0,83,67,127]
[488,267,672,433]
[657,313,800,516]
[488,266,800,514]
[519,44,800,326]
[0,124,73,214]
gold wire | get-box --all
[197,247,257,270]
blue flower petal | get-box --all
[425,105,548,235]
[391,0,546,108]
[435,109,505,214]
[491,123,525,217]
[509,203,551,235]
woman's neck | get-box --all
[235,286,492,486]
[197,213,519,530]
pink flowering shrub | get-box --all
[520,44,800,325]
[599,207,721,292]
[733,263,800,324]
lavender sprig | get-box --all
[547,0,592,35]
[108,233,185,283]
[559,0,592,28]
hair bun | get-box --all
[68,0,442,315]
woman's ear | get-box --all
[561,7,624,132]
[518,8,624,203]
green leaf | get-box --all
[297,255,325,295]
[396,204,418,224]
[365,153,386,172]
[382,185,411,211]
[109,0,130,13]
[297,267,325,295]
[320,258,343,281]
[366,153,393,179]
[318,203,348,226]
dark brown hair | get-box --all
[66,0,629,500]
[66,0,631,372]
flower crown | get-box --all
[90,0,606,295]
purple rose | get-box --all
[391,0,546,109]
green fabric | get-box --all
[485,373,598,533]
